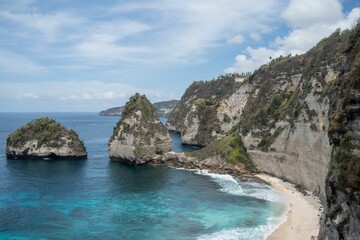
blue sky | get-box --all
[0,0,359,112]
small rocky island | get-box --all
[108,93,172,164]
[6,117,87,159]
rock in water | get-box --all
[108,93,172,164]
[6,117,87,159]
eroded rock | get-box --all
[108,93,172,164]
[6,117,87,159]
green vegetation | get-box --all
[168,75,240,132]
[328,131,358,189]
[188,134,253,170]
[223,114,231,123]
[310,123,318,131]
[122,93,157,119]
[110,93,169,146]
[7,117,85,150]
[257,127,283,151]
[326,23,360,192]
[239,26,354,151]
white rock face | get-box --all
[181,104,200,145]
[180,82,252,146]
[7,138,87,159]
[108,93,172,164]
[217,82,252,134]
[244,76,333,199]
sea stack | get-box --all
[6,117,87,159]
[108,93,172,164]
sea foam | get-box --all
[197,215,287,240]
[192,169,288,203]
[184,169,289,240]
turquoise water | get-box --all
[0,113,286,240]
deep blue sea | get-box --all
[0,113,287,240]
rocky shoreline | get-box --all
[150,151,249,176]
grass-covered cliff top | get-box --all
[121,93,158,120]
[7,117,85,149]
[110,93,169,145]
[188,133,253,170]
[239,27,353,139]
[167,75,241,130]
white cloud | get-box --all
[0,11,83,42]
[60,91,126,101]
[0,0,285,69]
[227,34,244,44]
[250,33,261,42]
[276,7,360,54]
[73,20,152,61]
[0,50,46,74]
[0,80,178,111]
[17,92,40,99]
[225,1,360,74]
[225,47,279,73]
[98,0,284,63]
[282,0,343,28]
[0,0,36,11]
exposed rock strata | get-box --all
[6,117,87,159]
[318,24,360,240]
[167,75,249,146]
[108,93,172,164]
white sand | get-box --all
[256,174,323,240]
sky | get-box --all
[0,0,359,112]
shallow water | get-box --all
[0,113,286,240]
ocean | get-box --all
[0,113,287,240]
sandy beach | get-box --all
[256,174,323,240]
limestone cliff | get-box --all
[237,28,356,206]
[167,75,249,146]
[108,93,172,164]
[169,24,360,239]
[6,117,87,159]
[318,23,360,240]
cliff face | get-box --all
[100,99,179,117]
[169,24,360,238]
[167,75,247,146]
[6,117,87,159]
[108,93,172,164]
[239,33,346,199]
[238,27,360,239]
[318,24,360,240]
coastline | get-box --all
[256,174,323,240]
[154,156,323,239]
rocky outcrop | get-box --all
[167,74,248,146]
[108,93,172,164]
[6,117,87,159]
[100,99,179,117]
